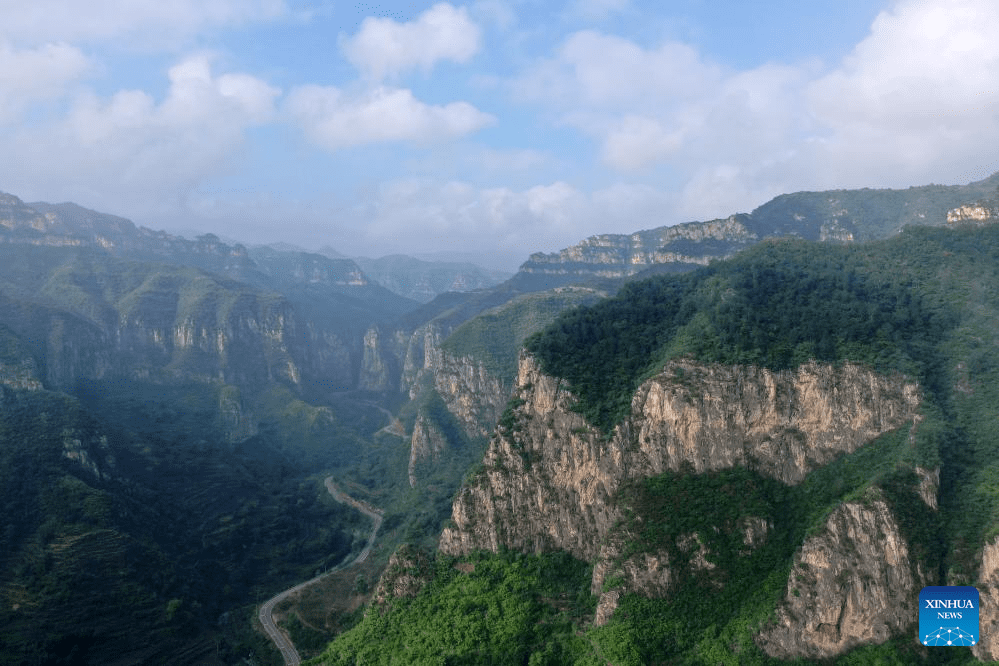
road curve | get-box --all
[258,477,383,665]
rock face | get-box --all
[431,353,509,441]
[947,203,998,226]
[0,192,416,396]
[974,536,999,661]
[0,326,44,391]
[509,177,999,290]
[217,385,258,444]
[755,489,929,659]
[439,354,922,642]
[408,413,448,487]
[371,544,433,610]
[359,326,396,391]
[403,348,509,487]
[392,318,512,486]
[440,355,920,560]
[517,215,757,286]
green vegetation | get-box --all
[328,221,999,665]
[525,225,994,433]
[0,380,366,663]
[309,550,598,666]
[586,424,946,664]
[442,288,605,381]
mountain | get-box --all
[0,193,422,395]
[352,254,511,303]
[0,195,427,663]
[312,208,999,663]
[511,173,999,291]
[6,174,999,663]
[357,175,999,496]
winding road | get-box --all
[258,477,383,665]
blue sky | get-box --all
[1,0,997,270]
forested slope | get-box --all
[312,220,999,665]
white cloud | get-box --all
[0,55,279,213]
[471,0,517,30]
[514,30,721,109]
[350,178,591,262]
[476,147,552,172]
[602,115,684,170]
[0,42,91,122]
[340,2,481,80]
[804,0,999,187]
[510,0,999,216]
[0,0,285,46]
[334,177,684,268]
[286,84,495,150]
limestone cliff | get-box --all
[947,203,999,226]
[430,352,508,441]
[517,215,757,286]
[359,326,396,391]
[439,354,922,646]
[217,385,258,445]
[441,355,919,558]
[408,413,448,488]
[371,544,434,610]
[0,325,44,391]
[395,318,511,486]
[755,488,930,659]
[973,536,999,661]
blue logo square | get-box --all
[920,586,979,647]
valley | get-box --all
[259,478,383,666]
[3,175,999,664]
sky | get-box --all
[1,0,998,270]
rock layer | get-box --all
[439,354,922,646]
[974,536,999,661]
[755,490,928,658]
[440,355,920,562]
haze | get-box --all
[0,0,995,270]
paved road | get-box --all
[258,477,383,665]
[363,401,406,438]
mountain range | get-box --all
[2,174,999,663]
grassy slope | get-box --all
[442,288,606,382]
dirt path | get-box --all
[258,477,383,665]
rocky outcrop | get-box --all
[399,322,448,397]
[371,544,433,611]
[947,203,998,226]
[440,355,920,561]
[217,385,258,444]
[439,354,921,634]
[518,215,757,284]
[61,429,115,482]
[973,536,999,661]
[432,353,508,441]
[397,319,512,486]
[359,326,396,391]
[0,326,44,391]
[408,413,448,487]
[915,466,940,510]
[756,489,929,659]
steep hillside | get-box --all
[314,219,999,664]
[513,173,999,290]
[0,379,367,664]
[0,193,420,391]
